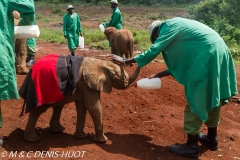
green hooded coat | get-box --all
[0,0,35,100]
[134,17,238,122]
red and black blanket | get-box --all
[19,54,84,113]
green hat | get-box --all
[148,20,162,43]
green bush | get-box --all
[188,0,240,60]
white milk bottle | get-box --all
[79,36,84,48]
[99,24,105,32]
[14,25,40,39]
[137,78,161,89]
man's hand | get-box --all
[106,54,125,64]
[149,74,159,79]
[149,70,171,79]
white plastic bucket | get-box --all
[137,78,161,89]
[14,25,40,39]
[79,36,84,48]
[99,24,105,32]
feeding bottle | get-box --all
[137,78,161,89]
[79,36,84,48]
[99,24,105,32]
[14,25,40,39]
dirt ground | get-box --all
[0,41,239,160]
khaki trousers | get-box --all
[184,101,222,135]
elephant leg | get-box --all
[50,105,65,132]
[126,53,133,66]
[111,45,119,56]
[73,99,88,139]
[15,38,29,74]
[19,39,29,74]
[120,52,124,58]
[24,105,48,142]
[15,39,21,71]
[84,90,107,143]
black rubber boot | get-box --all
[199,126,218,151]
[26,55,35,67]
[169,134,199,159]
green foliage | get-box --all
[230,46,240,61]
[133,30,151,51]
[188,0,240,59]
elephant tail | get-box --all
[20,100,26,117]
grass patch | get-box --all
[36,2,239,61]
[38,28,66,44]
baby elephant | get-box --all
[104,27,134,60]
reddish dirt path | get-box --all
[0,41,239,160]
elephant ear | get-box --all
[82,57,112,94]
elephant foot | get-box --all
[94,134,108,143]
[21,67,29,74]
[50,124,65,133]
[73,131,88,139]
[24,132,40,143]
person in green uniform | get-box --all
[0,0,35,146]
[63,5,83,56]
[26,37,36,67]
[102,0,122,54]
[102,0,122,30]
[17,13,36,67]
[109,17,238,159]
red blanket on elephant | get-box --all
[19,54,84,113]
[32,54,64,106]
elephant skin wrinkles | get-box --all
[22,56,140,143]
[104,27,134,61]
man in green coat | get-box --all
[0,0,35,146]
[63,5,83,56]
[17,13,37,67]
[102,0,122,30]
[102,0,122,51]
[109,17,238,159]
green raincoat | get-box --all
[26,38,36,55]
[63,12,82,52]
[0,0,35,100]
[134,17,238,122]
[103,7,122,49]
[103,7,122,30]
[24,16,36,55]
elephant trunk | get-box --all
[128,66,141,85]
